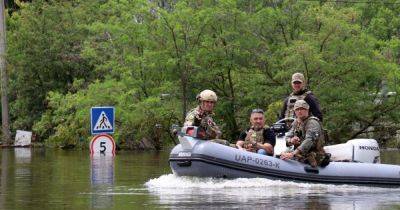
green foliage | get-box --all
[6,0,400,147]
[33,78,180,147]
[7,0,96,130]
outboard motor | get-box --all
[324,139,380,163]
[271,122,287,137]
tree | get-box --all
[7,0,96,131]
[7,0,400,147]
[0,0,11,144]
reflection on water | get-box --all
[15,148,32,164]
[14,148,32,186]
[90,156,115,209]
[145,174,400,209]
[0,149,9,210]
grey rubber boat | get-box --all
[169,127,400,186]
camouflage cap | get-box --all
[294,100,310,110]
[291,72,305,83]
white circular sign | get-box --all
[90,134,116,156]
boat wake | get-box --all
[145,173,398,191]
[144,174,400,209]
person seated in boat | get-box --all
[184,89,229,145]
[236,109,276,155]
[280,100,328,167]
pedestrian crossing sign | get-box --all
[91,107,115,135]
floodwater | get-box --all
[1,148,400,209]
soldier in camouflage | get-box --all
[280,100,328,167]
[184,89,222,140]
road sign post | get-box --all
[90,107,116,156]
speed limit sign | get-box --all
[90,134,116,156]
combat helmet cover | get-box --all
[197,89,218,102]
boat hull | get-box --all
[169,136,400,186]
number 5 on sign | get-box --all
[90,134,116,156]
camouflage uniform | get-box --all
[286,116,327,167]
[184,106,222,139]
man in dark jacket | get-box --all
[280,72,323,122]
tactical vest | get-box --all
[284,90,311,119]
[244,128,265,150]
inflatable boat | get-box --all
[169,126,400,186]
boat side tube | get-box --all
[170,137,400,186]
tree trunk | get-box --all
[0,0,11,145]
[180,66,188,121]
[227,66,238,140]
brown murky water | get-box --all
[1,148,400,209]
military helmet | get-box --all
[294,100,309,110]
[197,89,218,102]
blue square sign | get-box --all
[91,107,115,135]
